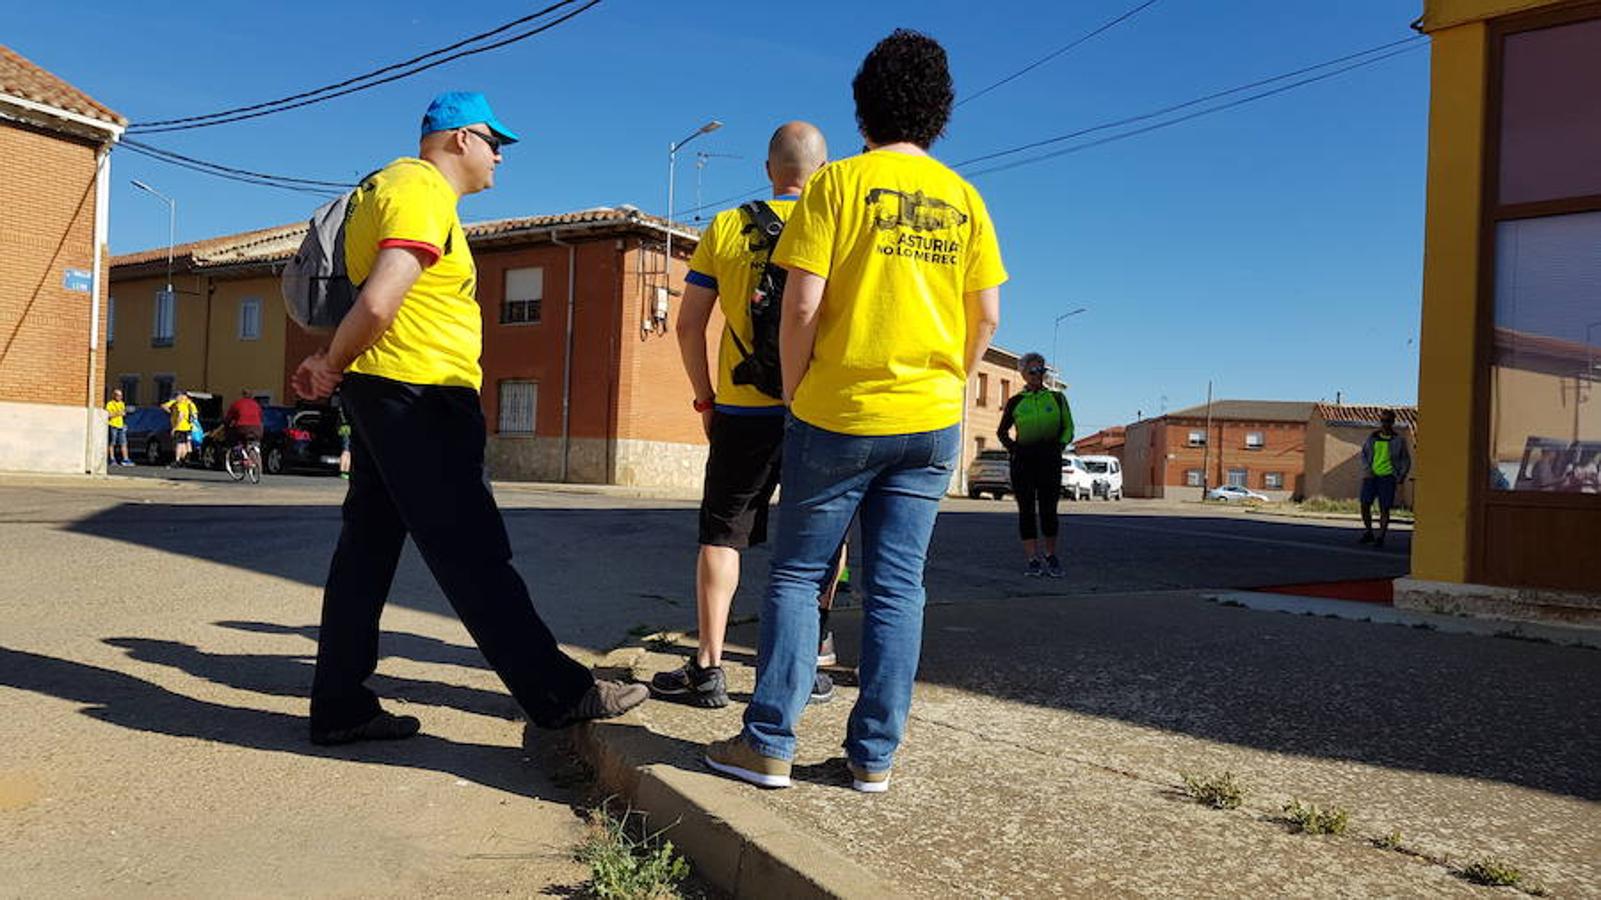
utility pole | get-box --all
[1200,380,1213,501]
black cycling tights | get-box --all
[1009,446,1062,541]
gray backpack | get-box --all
[281,192,356,333]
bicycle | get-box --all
[225,440,263,484]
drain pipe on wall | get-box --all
[85,142,112,473]
[550,229,577,482]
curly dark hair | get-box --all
[852,29,954,149]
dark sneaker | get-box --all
[817,631,837,667]
[1044,555,1063,578]
[649,660,729,708]
[1358,531,1375,544]
[558,679,648,725]
[848,761,891,794]
[705,734,791,788]
[809,671,835,704]
[310,710,420,747]
[1025,557,1043,577]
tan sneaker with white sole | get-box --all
[705,734,792,789]
[848,762,891,793]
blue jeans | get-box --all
[743,416,960,771]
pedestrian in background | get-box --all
[161,390,198,467]
[105,388,132,467]
[996,352,1073,577]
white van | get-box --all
[1061,455,1096,501]
[1079,455,1124,501]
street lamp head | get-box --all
[130,179,156,194]
[700,120,723,134]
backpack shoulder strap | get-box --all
[739,200,785,253]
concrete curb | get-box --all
[568,718,891,899]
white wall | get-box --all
[0,401,105,475]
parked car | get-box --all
[1079,455,1124,500]
[258,405,343,475]
[1061,455,1096,501]
[1206,484,1269,503]
[966,449,1011,499]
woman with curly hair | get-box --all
[706,29,1007,794]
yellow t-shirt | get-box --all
[344,158,482,390]
[686,198,796,410]
[772,150,1007,435]
[105,400,125,428]
[163,397,197,431]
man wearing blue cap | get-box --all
[293,92,648,746]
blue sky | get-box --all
[6,0,1429,434]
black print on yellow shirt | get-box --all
[866,188,968,265]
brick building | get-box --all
[111,207,1022,492]
[0,45,124,474]
[1122,400,1314,500]
[1073,426,1126,463]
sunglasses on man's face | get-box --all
[461,128,503,153]
[1026,366,1046,375]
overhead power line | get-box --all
[127,0,603,134]
[954,35,1426,173]
[957,0,1163,108]
[116,141,347,197]
[122,139,356,189]
[954,39,1421,178]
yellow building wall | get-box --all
[106,273,209,405]
[206,276,289,403]
[1412,20,1489,584]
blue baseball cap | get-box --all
[420,91,520,145]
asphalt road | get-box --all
[83,467,1410,652]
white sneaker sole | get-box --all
[817,652,838,666]
[705,754,792,789]
[851,775,891,793]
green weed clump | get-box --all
[1457,858,1523,888]
[1372,830,1406,851]
[1282,798,1349,835]
[577,803,691,900]
[1180,770,1246,810]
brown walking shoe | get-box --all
[554,679,648,727]
[704,734,792,789]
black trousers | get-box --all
[309,374,594,731]
[1010,444,1063,541]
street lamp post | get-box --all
[129,179,175,296]
[664,120,722,292]
[1051,307,1087,388]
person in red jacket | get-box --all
[224,388,264,448]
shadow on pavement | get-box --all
[0,645,575,801]
[215,620,492,671]
[101,637,522,721]
[814,592,1601,802]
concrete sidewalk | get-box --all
[585,590,1601,898]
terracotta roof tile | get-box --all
[1165,400,1318,423]
[0,44,125,127]
[1314,403,1419,432]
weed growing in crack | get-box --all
[576,801,691,899]
[1283,798,1349,835]
[1456,858,1523,888]
[1180,770,1246,810]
